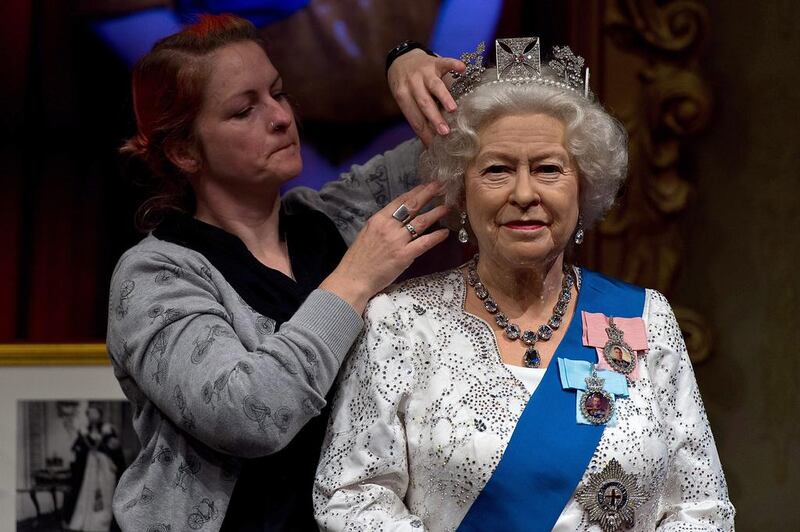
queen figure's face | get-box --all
[190,41,302,190]
[464,113,579,269]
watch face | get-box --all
[603,341,636,374]
[580,390,614,425]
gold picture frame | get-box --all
[0,344,108,366]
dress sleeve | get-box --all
[313,293,424,531]
[645,290,736,530]
[283,138,423,244]
[106,248,363,459]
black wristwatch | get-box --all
[385,40,436,74]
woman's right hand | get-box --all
[321,183,449,313]
[387,50,465,146]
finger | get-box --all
[401,221,421,243]
[405,228,450,257]
[406,205,450,234]
[384,181,443,217]
[383,182,435,218]
[438,58,466,93]
[402,181,445,214]
[396,91,430,140]
[427,77,457,113]
[417,125,434,147]
[437,57,466,75]
[411,78,449,136]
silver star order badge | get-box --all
[576,459,646,531]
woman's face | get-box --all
[464,113,579,269]
[191,41,302,189]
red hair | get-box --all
[122,14,265,231]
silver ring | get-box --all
[405,223,418,239]
[392,204,411,224]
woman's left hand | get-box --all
[388,50,465,146]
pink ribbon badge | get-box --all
[582,311,648,380]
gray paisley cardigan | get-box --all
[106,139,421,532]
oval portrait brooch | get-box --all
[602,318,636,376]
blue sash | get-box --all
[457,270,645,531]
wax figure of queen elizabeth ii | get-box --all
[314,39,734,531]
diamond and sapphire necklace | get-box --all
[467,255,575,368]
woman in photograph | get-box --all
[106,13,462,532]
[314,39,735,531]
[65,405,125,532]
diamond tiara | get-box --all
[449,37,591,101]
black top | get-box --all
[154,206,348,531]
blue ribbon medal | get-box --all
[558,358,628,425]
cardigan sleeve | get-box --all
[283,138,423,244]
[313,292,424,531]
[106,247,363,459]
[645,290,736,530]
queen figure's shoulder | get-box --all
[365,268,467,319]
[640,288,689,372]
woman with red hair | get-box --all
[106,14,461,531]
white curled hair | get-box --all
[420,68,628,229]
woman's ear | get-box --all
[165,139,201,175]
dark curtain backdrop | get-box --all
[1,0,145,341]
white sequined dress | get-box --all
[313,270,734,531]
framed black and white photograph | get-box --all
[16,400,139,532]
[0,345,136,532]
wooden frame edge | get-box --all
[0,343,109,366]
